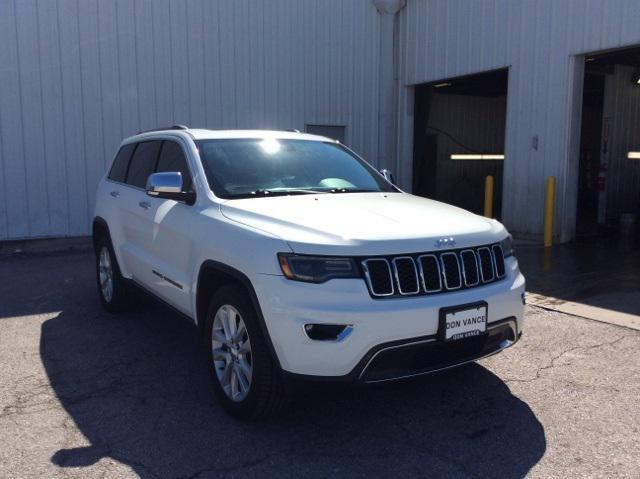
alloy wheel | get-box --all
[98,246,114,303]
[211,304,253,401]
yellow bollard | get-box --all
[484,175,494,218]
[543,176,556,247]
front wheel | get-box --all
[205,285,286,419]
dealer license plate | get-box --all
[441,303,488,341]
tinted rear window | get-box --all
[156,141,192,191]
[108,143,136,183]
[126,141,162,188]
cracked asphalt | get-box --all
[1,250,639,478]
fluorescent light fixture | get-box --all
[434,82,452,88]
[451,154,505,160]
[628,151,640,159]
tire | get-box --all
[95,235,129,313]
[205,284,286,420]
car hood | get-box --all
[220,192,505,256]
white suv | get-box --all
[93,126,525,419]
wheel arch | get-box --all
[92,216,111,253]
[195,260,282,370]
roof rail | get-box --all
[137,124,189,134]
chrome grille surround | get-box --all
[361,258,394,297]
[491,244,506,278]
[417,254,442,292]
[460,249,480,287]
[361,243,507,299]
[477,247,495,283]
[391,257,420,295]
[439,252,462,290]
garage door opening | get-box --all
[577,46,640,246]
[412,69,508,219]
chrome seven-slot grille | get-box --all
[361,244,506,298]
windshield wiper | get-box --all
[249,188,329,197]
[328,188,379,194]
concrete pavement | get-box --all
[1,250,639,478]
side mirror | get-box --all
[380,169,396,185]
[146,172,195,205]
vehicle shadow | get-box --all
[40,295,546,478]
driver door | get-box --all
[144,140,197,314]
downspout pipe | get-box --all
[372,0,406,175]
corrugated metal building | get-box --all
[1,0,640,243]
[395,0,640,242]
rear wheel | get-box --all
[95,236,129,312]
[205,284,286,419]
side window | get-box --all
[125,141,162,188]
[156,141,193,192]
[108,143,136,183]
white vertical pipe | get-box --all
[372,0,405,171]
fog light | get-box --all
[304,324,353,341]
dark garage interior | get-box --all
[412,69,508,219]
[577,46,640,247]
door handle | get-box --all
[138,201,151,210]
[110,191,120,198]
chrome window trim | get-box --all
[491,244,506,278]
[460,249,480,287]
[361,258,395,297]
[440,252,462,290]
[477,247,495,282]
[417,254,442,293]
[391,257,420,295]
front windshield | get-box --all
[195,138,398,199]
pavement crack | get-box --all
[504,334,632,384]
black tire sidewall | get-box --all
[204,284,280,419]
[95,236,127,313]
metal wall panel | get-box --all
[0,0,381,239]
[396,0,640,240]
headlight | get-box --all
[277,253,359,283]
[500,234,514,257]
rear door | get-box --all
[119,140,163,285]
[102,143,137,274]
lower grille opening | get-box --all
[361,322,516,382]
[304,324,353,341]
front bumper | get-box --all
[356,318,520,383]
[253,257,525,379]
